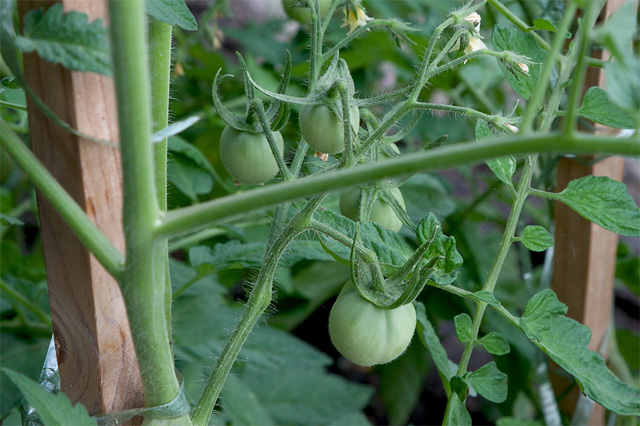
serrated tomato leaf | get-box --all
[147,0,197,31]
[555,176,640,237]
[492,26,546,100]
[454,313,473,343]
[1,368,96,426]
[519,289,640,415]
[578,87,638,129]
[468,362,508,403]
[478,332,510,356]
[519,225,553,252]
[16,4,111,75]
[415,302,457,396]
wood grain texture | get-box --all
[550,0,629,422]
[18,0,144,416]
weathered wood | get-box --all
[18,0,144,416]
[550,0,628,423]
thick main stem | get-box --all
[107,1,184,417]
[148,17,174,351]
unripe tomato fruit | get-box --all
[339,187,405,232]
[299,104,360,155]
[283,0,332,24]
[219,126,284,185]
[329,281,417,366]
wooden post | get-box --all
[550,0,628,423]
[18,0,144,417]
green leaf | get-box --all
[604,56,640,115]
[415,302,456,395]
[146,0,197,31]
[532,18,557,32]
[379,339,429,425]
[168,154,213,200]
[454,313,473,343]
[241,368,374,425]
[221,375,275,426]
[314,209,414,271]
[450,375,469,402]
[189,239,333,272]
[15,4,111,75]
[1,368,97,426]
[0,336,49,416]
[416,213,463,285]
[401,173,456,222]
[475,120,516,185]
[172,288,332,370]
[555,176,640,237]
[578,87,638,129]
[519,225,553,252]
[593,1,636,59]
[478,332,511,356]
[467,361,508,403]
[519,289,640,415]
[492,26,546,100]
[168,136,217,176]
[443,394,471,426]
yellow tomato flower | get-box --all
[341,5,371,34]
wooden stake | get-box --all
[18,0,144,416]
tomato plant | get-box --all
[1,0,639,425]
[219,126,284,185]
[329,281,417,366]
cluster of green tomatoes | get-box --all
[217,0,417,367]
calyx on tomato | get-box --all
[219,126,284,185]
[339,187,405,232]
[329,281,417,366]
[299,103,360,155]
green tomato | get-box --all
[339,187,405,232]
[219,126,284,185]
[329,281,417,366]
[299,104,360,155]
[283,0,332,24]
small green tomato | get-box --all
[283,0,332,24]
[219,126,284,185]
[299,103,360,155]
[339,187,405,232]
[329,281,417,366]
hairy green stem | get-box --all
[563,1,600,135]
[108,1,184,418]
[443,3,607,420]
[486,0,550,50]
[148,16,174,359]
[409,18,454,102]
[156,132,638,239]
[0,118,125,279]
[251,99,294,181]
[519,2,577,133]
[191,197,323,426]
